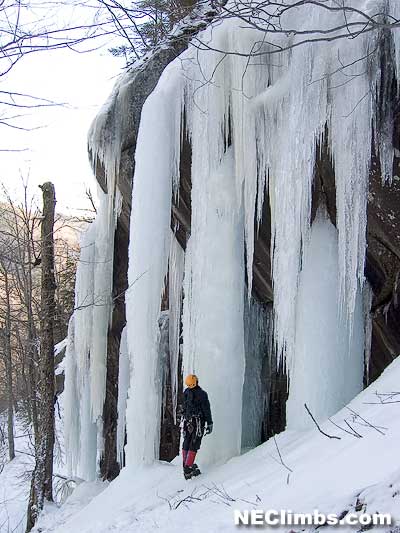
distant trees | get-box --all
[0,185,42,448]
[0,183,80,449]
[0,258,16,462]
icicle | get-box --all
[328,26,374,329]
[74,223,96,374]
[363,283,374,383]
[125,61,183,465]
[168,232,184,421]
[87,71,128,195]
[115,186,123,224]
[117,326,129,466]
[182,237,194,372]
[158,310,170,419]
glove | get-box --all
[205,423,213,435]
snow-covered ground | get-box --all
[0,419,33,533]
[0,444,31,532]
[24,357,400,533]
[0,403,66,532]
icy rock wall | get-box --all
[242,299,273,449]
[286,211,364,430]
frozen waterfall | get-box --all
[63,0,399,474]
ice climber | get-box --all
[181,374,213,480]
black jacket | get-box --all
[183,386,213,425]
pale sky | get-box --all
[0,38,124,215]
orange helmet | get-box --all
[185,374,198,389]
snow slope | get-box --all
[35,357,400,532]
[0,404,66,532]
[0,443,32,533]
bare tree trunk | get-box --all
[26,182,56,532]
[4,272,16,461]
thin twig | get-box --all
[345,407,386,435]
[304,403,341,440]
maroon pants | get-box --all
[182,419,203,466]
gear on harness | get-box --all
[194,415,202,438]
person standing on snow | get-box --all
[181,374,213,480]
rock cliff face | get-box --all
[91,12,400,479]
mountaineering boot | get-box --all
[183,466,193,480]
[191,463,201,477]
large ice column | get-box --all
[64,223,98,481]
[182,149,246,466]
[286,211,364,430]
[73,222,96,374]
[125,62,182,466]
[64,314,98,480]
